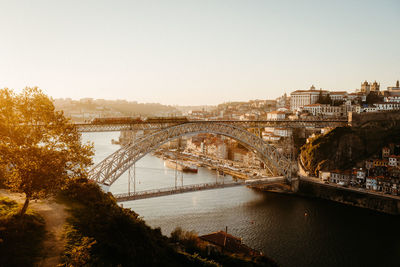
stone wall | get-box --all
[297,179,400,215]
[348,111,400,127]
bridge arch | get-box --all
[88,122,294,186]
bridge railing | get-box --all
[113,181,243,199]
[112,177,286,200]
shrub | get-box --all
[0,197,45,266]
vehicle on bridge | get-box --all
[144,116,189,123]
[91,117,143,124]
[90,116,189,125]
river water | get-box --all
[83,132,400,267]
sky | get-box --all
[0,0,399,105]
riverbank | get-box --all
[297,178,400,215]
[154,150,270,181]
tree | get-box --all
[317,91,332,105]
[366,91,383,105]
[0,87,93,216]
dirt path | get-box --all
[0,189,68,266]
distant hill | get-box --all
[53,98,181,121]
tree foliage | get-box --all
[317,91,332,105]
[0,87,93,215]
[365,91,383,104]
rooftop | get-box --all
[199,231,260,256]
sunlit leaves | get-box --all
[0,87,94,212]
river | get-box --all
[83,132,400,267]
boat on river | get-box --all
[164,159,198,173]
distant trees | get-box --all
[366,91,383,105]
[0,87,93,216]
[317,91,332,105]
[332,99,345,106]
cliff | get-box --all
[300,116,400,176]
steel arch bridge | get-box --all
[88,122,296,187]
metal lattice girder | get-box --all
[76,119,347,132]
[88,122,297,186]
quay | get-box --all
[155,150,268,181]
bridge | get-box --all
[113,176,285,202]
[88,122,296,188]
[85,117,342,197]
[76,118,348,132]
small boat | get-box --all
[164,159,198,173]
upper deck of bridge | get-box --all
[74,118,348,132]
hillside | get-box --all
[57,178,278,266]
[300,120,400,176]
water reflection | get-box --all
[82,132,400,267]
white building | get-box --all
[356,168,366,184]
[267,111,286,120]
[389,155,400,167]
[374,102,400,111]
[276,93,290,108]
[319,171,330,181]
[362,106,378,113]
[274,128,292,137]
[262,132,281,142]
[387,80,400,93]
[303,104,346,117]
[384,96,400,103]
[330,91,348,101]
[366,177,378,190]
[290,85,328,111]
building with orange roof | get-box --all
[199,231,261,256]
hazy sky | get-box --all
[0,0,399,105]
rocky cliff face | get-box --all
[300,121,400,176]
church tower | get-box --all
[361,81,370,94]
[370,81,380,92]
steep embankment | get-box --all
[0,195,46,267]
[0,190,68,267]
[58,178,277,267]
[300,119,400,176]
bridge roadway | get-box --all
[75,119,348,132]
[113,176,285,202]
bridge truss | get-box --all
[88,122,296,186]
[76,119,347,132]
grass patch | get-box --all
[0,197,46,267]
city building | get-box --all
[276,93,290,108]
[389,155,400,167]
[303,104,346,117]
[382,147,391,158]
[329,91,348,101]
[374,102,400,111]
[266,111,286,120]
[290,85,328,111]
[366,176,378,190]
[319,171,330,181]
[360,80,380,94]
[356,168,366,184]
[387,80,400,93]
